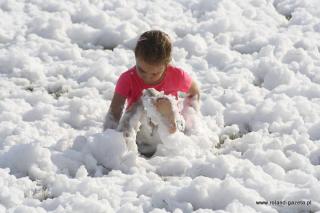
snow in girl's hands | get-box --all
[140,88,214,158]
[141,88,184,136]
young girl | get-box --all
[103,30,200,155]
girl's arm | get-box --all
[185,80,200,110]
[103,92,126,131]
[188,80,200,97]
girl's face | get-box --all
[135,58,167,85]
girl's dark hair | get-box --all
[134,30,172,65]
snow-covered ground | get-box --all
[1,0,320,212]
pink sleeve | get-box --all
[178,69,193,93]
[115,72,130,98]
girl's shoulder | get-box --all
[167,65,189,78]
[118,66,137,80]
[167,65,184,72]
[121,66,136,76]
[166,65,192,89]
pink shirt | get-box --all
[115,65,192,109]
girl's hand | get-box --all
[153,98,176,133]
[103,92,125,131]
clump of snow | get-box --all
[0,143,57,179]
[83,130,137,171]
[0,168,37,208]
[309,122,320,140]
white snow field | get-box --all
[1,0,320,212]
